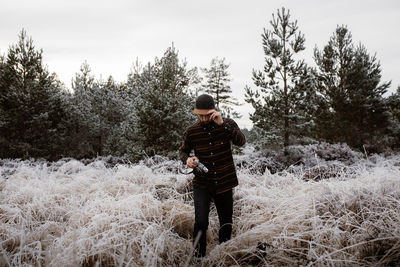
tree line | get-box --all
[1,8,399,161]
[0,31,238,161]
[245,8,400,153]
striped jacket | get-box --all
[179,118,246,194]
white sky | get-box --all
[1,0,399,129]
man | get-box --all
[179,94,246,258]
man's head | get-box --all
[194,94,216,124]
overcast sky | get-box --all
[1,0,399,129]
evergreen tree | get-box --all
[388,86,400,123]
[245,7,315,152]
[94,75,129,156]
[126,46,196,160]
[69,61,98,158]
[201,57,241,118]
[0,54,6,134]
[0,30,68,159]
[314,25,390,148]
[386,86,400,149]
[70,63,130,158]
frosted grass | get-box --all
[0,153,399,266]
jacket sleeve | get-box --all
[179,129,192,165]
[222,118,246,146]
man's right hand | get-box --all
[186,156,198,168]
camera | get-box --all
[194,159,209,174]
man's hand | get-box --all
[207,110,223,125]
[186,156,198,168]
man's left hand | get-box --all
[208,110,223,125]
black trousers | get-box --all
[193,184,233,257]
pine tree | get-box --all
[348,44,390,148]
[125,46,196,160]
[314,25,390,148]
[69,61,98,158]
[0,53,6,132]
[313,26,355,144]
[0,30,68,159]
[201,57,241,118]
[385,86,400,149]
[245,7,315,152]
[94,76,129,156]
[70,62,130,158]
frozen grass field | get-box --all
[1,145,399,266]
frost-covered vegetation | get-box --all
[1,144,399,266]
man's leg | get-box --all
[214,189,233,244]
[193,185,211,257]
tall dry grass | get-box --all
[0,152,399,266]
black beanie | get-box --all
[195,94,215,110]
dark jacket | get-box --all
[179,118,246,194]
